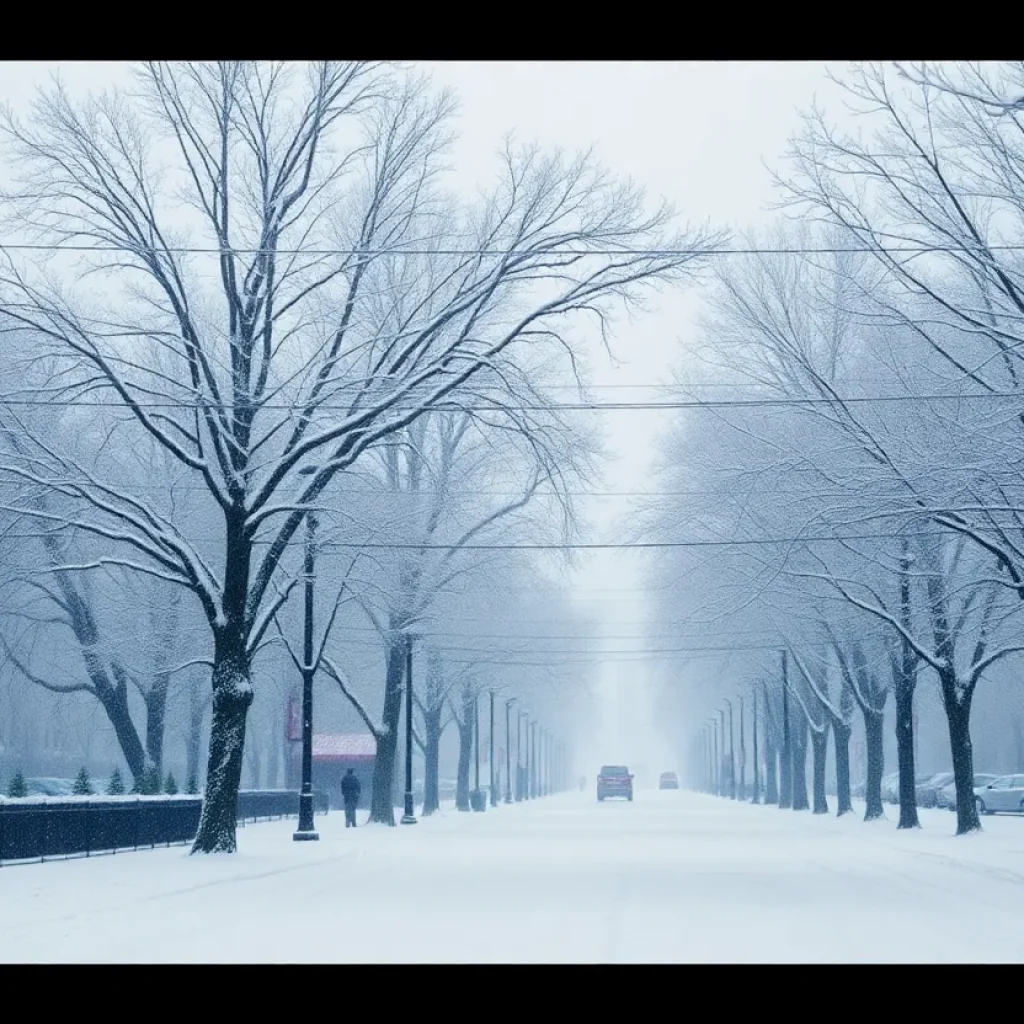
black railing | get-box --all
[0,788,329,866]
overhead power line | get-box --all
[315,528,947,551]
[2,242,1023,256]
[0,528,950,550]
[0,391,1022,412]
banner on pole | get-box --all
[287,694,301,742]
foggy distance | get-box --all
[2,60,1024,963]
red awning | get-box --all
[312,733,376,762]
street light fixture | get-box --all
[294,466,319,842]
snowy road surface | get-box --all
[3,789,1024,962]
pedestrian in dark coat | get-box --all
[341,768,361,828]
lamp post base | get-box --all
[295,791,317,838]
[293,830,320,842]
[400,814,418,825]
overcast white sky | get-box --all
[425,62,840,769]
[0,60,843,773]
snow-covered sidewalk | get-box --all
[2,789,1023,962]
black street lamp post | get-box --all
[530,721,537,798]
[294,502,319,842]
[717,709,725,796]
[724,699,737,800]
[704,725,711,792]
[522,714,529,800]
[505,698,514,803]
[472,692,484,811]
[489,690,497,807]
[539,728,546,796]
[780,650,793,809]
[516,710,523,801]
[400,636,417,825]
[739,695,746,800]
[752,686,761,804]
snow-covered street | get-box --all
[4,789,1024,962]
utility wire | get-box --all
[0,392,1020,411]
[2,243,1023,256]
[0,528,952,549]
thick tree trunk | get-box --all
[764,727,779,805]
[421,706,442,816]
[779,696,793,809]
[833,719,853,817]
[368,639,404,825]
[191,634,254,854]
[941,676,981,836]
[95,681,147,785]
[863,709,885,821]
[791,715,809,811]
[186,677,206,792]
[810,726,829,814]
[896,550,920,830]
[894,674,919,829]
[266,704,280,790]
[144,675,170,778]
[456,715,472,812]
[245,720,263,790]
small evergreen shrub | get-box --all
[73,767,93,796]
[106,768,125,795]
[7,770,26,798]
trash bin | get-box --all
[470,789,486,812]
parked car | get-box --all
[937,774,998,810]
[597,765,633,802]
[24,777,76,797]
[851,780,866,799]
[658,771,679,790]
[916,772,954,808]
[881,772,900,804]
[974,774,1024,815]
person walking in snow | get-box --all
[341,767,361,828]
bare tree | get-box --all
[0,62,717,851]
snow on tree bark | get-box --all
[368,640,405,826]
[810,726,829,815]
[191,646,253,854]
[790,713,809,812]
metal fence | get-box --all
[0,788,329,866]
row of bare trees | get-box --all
[0,61,717,851]
[644,61,1024,837]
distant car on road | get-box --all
[597,765,633,802]
[937,774,998,810]
[659,771,679,790]
[974,774,1024,815]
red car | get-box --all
[597,765,633,802]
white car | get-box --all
[974,774,1024,815]
[938,773,997,810]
